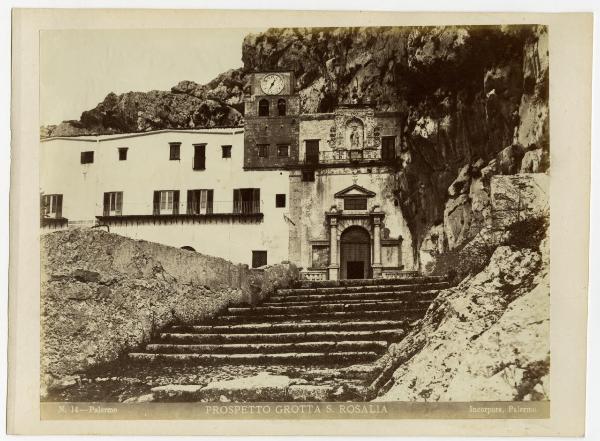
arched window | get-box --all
[277,99,287,116]
[258,99,269,117]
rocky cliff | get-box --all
[42,25,549,258]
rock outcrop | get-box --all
[42,69,246,137]
[40,228,298,396]
[374,235,549,401]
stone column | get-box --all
[327,216,339,281]
[372,216,383,279]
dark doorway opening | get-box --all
[340,226,371,279]
[346,261,365,279]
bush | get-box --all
[506,215,548,250]
[431,239,496,284]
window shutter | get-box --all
[103,193,110,216]
[194,144,206,170]
[56,195,63,218]
[153,191,160,215]
[252,189,260,213]
[173,191,180,215]
[116,192,123,215]
[207,190,213,214]
[186,190,193,214]
[233,189,241,213]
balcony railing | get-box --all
[301,148,383,165]
[149,200,262,216]
[233,200,261,214]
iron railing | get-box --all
[233,200,261,214]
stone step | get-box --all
[128,351,380,364]
[267,289,439,304]
[263,295,438,307]
[227,300,431,316]
[276,281,449,296]
[158,329,405,344]
[145,340,387,354]
[170,319,409,334]
[215,308,426,323]
[297,275,447,289]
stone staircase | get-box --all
[128,276,450,366]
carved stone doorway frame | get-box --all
[325,206,385,281]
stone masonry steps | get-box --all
[157,329,405,344]
[145,340,387,354]
[226,300,432,315]
[169,319,410,333]
[128,351,381,364]
[295,275,446,288]
[267,290,440,304]
[128,277,448,366]
[215,309,426,323]
[275,281,449,296]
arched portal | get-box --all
[340,226,371,279]
[181,246,196,252]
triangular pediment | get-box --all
[334,184,376,198]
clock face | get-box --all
[260,74,285,95]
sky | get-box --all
[40,28,264,126]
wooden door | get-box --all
[340,226,371,279]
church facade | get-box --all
[40,71,416,279]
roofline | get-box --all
[40,127,245,142]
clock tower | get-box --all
[243,71,300,169]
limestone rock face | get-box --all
[375,245,548,402]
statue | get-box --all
[349,124,362,149]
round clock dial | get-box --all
[260,74,285,95]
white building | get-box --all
[40,128,291,267]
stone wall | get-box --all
[41,228,299,389]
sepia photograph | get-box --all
[6,7,594,437]
[38,23,551,408]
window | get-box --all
[80,151,94,164]
[118,147,128,161]
[302,170,315,182]
[153,190,180,215]
[103,192,123,216]
[41,194,63,218]
[252,250,267,268]
[344,197,368,210]
[258,99,270,117]
[305,140,319,165]
[257,144,268,158]
[277,144,289,157]
[187,189,213,214]
[193,144,206,170]
[382,136,396,161]
[169,143,181,160]
[275,194,286,208]
[277,99,287,116]
[222,145,232,158]
[233,188,261,214]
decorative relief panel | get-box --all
[330,106,378,150]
